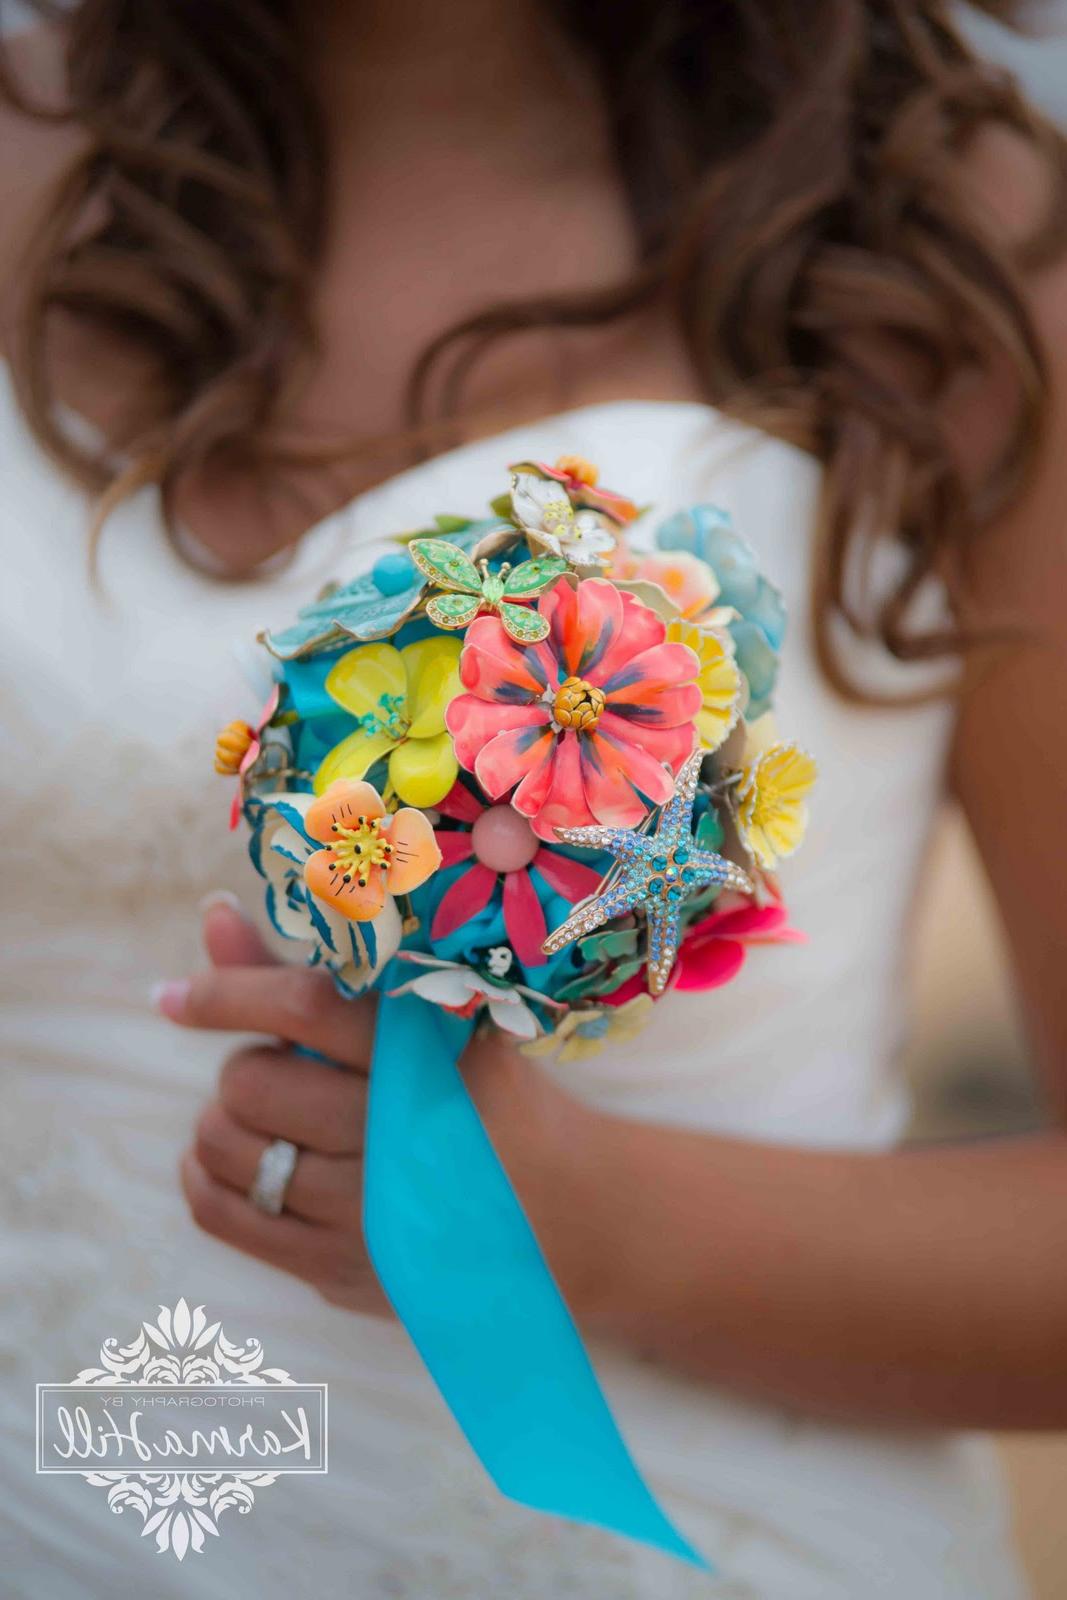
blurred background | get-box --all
[906,14,1067,1575]
[860,5,1067,1593]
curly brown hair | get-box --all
[2,0,1066,697]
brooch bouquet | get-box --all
[217,453,815,1565]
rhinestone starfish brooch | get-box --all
[541,750,754,995]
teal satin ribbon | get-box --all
[363,985,709,1567]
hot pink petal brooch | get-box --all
[444,577,702,842]
[673,900,804,991]
[430,781,603,967]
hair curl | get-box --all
[3,0,1066,698]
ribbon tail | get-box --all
[364,986,709,1568]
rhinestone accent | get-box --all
[541,750,754,994]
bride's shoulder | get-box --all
[944,123,1067,486]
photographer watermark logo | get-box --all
[36,1298,327,1561]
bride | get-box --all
[3,2,1066,1595]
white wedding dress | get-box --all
[0,366,1028,1598]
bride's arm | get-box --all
[485,183,1067,1429]
[173,846,1067,1434]
[482,211,1067,1430]
[170,924,1067,1426]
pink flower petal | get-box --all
[571,579,626,678]
[691,903,788,941]
[578,730,659,827]
[435,831,476,867]
[435,781,485,824]
[597,711,695,781]
[689,904,805,949]
[257,683,281,731]
[591,588,666,685]
[528,731,596,841]
[539,577,579,675]
[502,868,549,967]
[446,695,548,776]
[675,938,747,992]
[459,614,555,702]
[540,577,626,681]
[588,721,680,807]
[430,862,498,942]
[474,717,555,802]
[511,735,559,819]
[532,848,603,902]
[237,733,262,779]
[600,643,701,725]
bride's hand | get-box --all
[157,897,394,1314]
[157,898,601,1318]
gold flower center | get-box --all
[328,815,393,889]
[214,719,255,775]
[553,677,605,732]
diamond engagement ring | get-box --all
[248,1139,299,1216]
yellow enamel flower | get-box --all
[314,636,463,808]
[735,736,817,870]
[667,619,742,753]
[521,993,654,1063]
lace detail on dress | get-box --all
[3,709,239,911]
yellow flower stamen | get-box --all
[328,816,394,889]
[553,676,605,732]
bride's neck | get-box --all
[170,3,688,575]
[302,0,617,192]
[303,0,606,178]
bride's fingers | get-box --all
[201,894,278,968]
[192,1102,360,1225]
[179,1150,366,1291]
[218,1045,366,1153]
[155,964,375,1069]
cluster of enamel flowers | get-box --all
[220,453,816,1055]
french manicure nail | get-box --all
[151,979,191,1019]
[199,889,241,917]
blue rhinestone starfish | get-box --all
[542,750,753,995]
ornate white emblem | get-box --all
[39,1298,325,1561]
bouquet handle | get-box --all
[363,984,708,1567]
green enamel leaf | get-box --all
[502,555,568,599]
[489,492,515,520]
[695,809,725,853]
[409,538,480,594]
[434,514,473,534]
[499,603,550,644]
[427,593,483,629]
[679,885,722,922]
[579,926,639,962]
[555,964,610,1003]
[601,955,645,990]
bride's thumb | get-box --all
[199,891,277,968]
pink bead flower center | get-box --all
[470,805,539,873]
